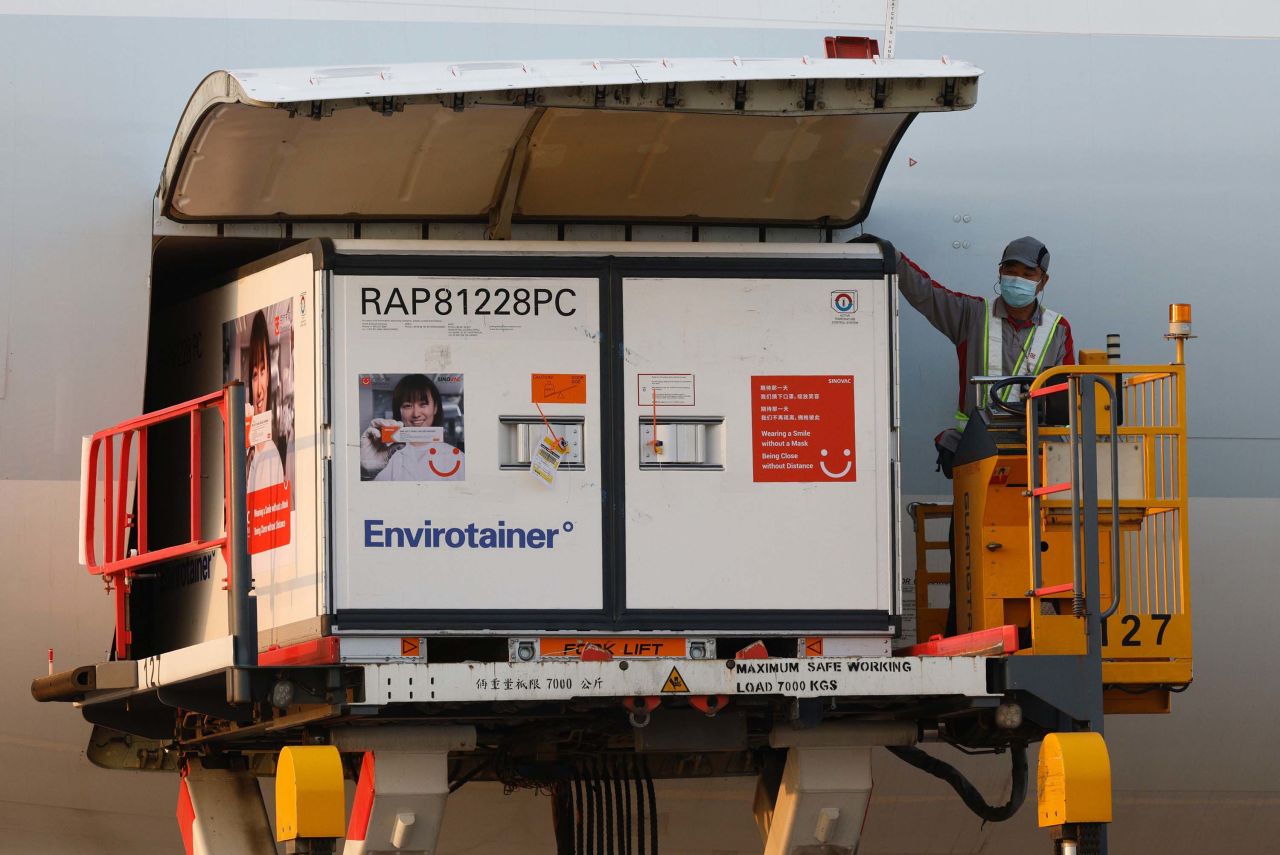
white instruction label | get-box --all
[530,435,566,487]
[637,374,695,406]
[248,410,273,447]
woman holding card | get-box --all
[361,374,466,481]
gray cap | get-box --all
[1001,236,1050,273]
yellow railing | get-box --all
[1025,365,1192,691]
[1121,371,1189,618]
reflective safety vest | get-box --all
[955,299,1063,427]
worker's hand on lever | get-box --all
[360,418,403,477]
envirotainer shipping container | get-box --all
[140,239,902,655]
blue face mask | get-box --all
[998,274,1040,308]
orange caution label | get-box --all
[532,373,587,404]
[804,638,824,656]
[539,637,687,658]
[400,637,421,657]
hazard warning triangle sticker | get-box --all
[661,667,690,693]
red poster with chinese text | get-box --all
[248,480,292,554]
[752,375,856,483]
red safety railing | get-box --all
[82,386,240,659]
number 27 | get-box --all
[1102,613,1171,646]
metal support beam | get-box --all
[486,109,544,240]
[755,724,901,854]
[1076,378,1109,855]
[178,766,275,855]
[758,746,873,855]
[343,748,453,855]
[225,382,256,704]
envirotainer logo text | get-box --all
[364,519,574,550]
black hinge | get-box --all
[873,79,888,109]
[284,101,330,120]
[803,79,817,111]
[664,82,678,109]
[452,92,466,113]
[942,78,957,108]
[734,80,748,111]
[595,85,607,108]
[371,96,402,117]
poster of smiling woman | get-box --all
[357,373,466,482]
[222,299,297,570]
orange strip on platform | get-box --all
[539,637,687,658]
[899,625,1020,657]
[258,636,341,666]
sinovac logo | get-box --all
[364,519,574,550]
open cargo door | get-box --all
[159,55,979,229]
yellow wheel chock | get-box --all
[276,745,346,844]
[1037,732,1112,827]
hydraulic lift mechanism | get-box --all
[33,38,1193,855]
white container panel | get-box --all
[330,275,604,612]
[622,277,894,613]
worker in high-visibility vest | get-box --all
[896,235,1075,475]
[897,236,1075,636]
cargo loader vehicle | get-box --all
[32,38,1193,855]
